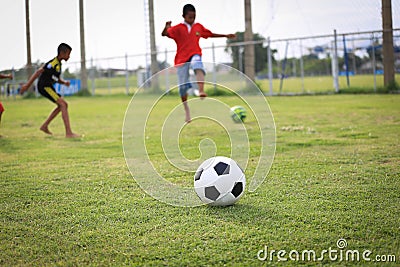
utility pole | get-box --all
[382,0,395,86]
[149,0,159,91]
[25,0,33,85]
[79,0,88,91]
[244,0,255,82]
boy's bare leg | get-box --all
[195,69,206,98]
[40,106,60,135]
[56,98,80,138]
[181,95,191,123]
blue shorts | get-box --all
[177,54,206,97]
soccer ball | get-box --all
[230,105,247,123]
[194,156,246,206]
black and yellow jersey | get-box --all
[38,57,62,87]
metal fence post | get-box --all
[125,53,129,95]
[267,37,273,96]
[343,34,350,87]
[108,62,111,94]
[90,57,95,95]
[371,34,377,92]
[165,48,169,93]
[212,42,217,94]
[332,29,340,93]
[299,39,305,93]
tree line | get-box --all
[226,32,392,78]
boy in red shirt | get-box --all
[0,73,13,137]
[162,4,236,122]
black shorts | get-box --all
[38,85,61,103]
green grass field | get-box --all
[88,73,400,95]
[0,93,399,266]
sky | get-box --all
[0,0,399,71]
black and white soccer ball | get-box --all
[194,156,246,206]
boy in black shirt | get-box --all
[21,43,80,138]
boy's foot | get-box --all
[199,92,207,99]
[40,126,53,135]
[66,133,81,138]
[185,117,191,123]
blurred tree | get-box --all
[63,68,76,79]
[366,39,383,63]
[226,32,276,74]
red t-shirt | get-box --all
[167,22,213,65]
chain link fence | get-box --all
[1,29,399,98]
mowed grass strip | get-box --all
[87,73,400,95]
[0,94,399,266]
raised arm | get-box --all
[162,21,172,37]
[0,73,13,79]
[20,67,44,94]
[211,33,236,39]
